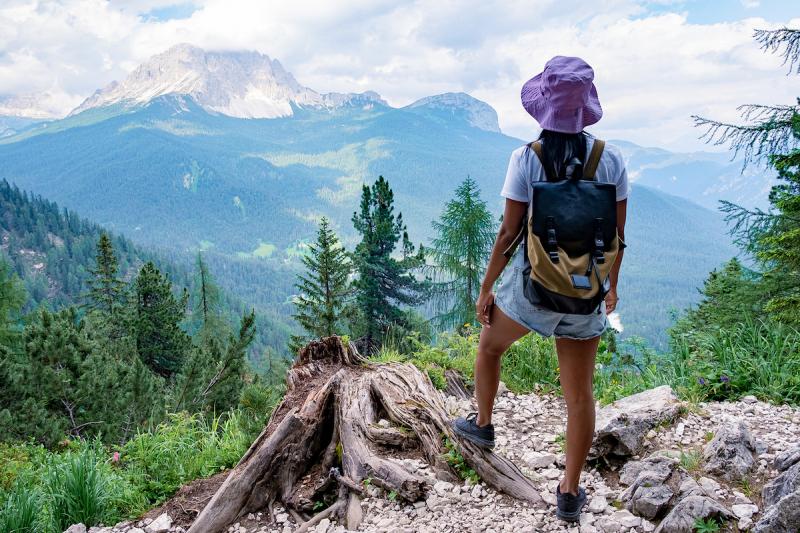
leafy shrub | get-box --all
[238,381,285,440]
[442,437,478,484]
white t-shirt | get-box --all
[500,136,629,203]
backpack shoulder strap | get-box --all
[529,141,557,181]
[584,139,605,180]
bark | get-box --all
[188,336,542,533]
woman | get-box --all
[453,56,628,523]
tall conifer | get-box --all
[351,176,427,344]
[85,233,125,316]
[429,177,497,329]
[134,262,190,377]
[293,217,352,340]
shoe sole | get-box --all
[451,421,495,450]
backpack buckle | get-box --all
[546,217,560,264]
[593,218,605,264]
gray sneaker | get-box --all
[556,485,587,522]
[452,413,495,449]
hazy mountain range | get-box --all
[0,44,758,345]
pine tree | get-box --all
[191,252,226,340]
[173,310,256,413]
[693,28,800,326]
[0,257,26,346]
[293,217,352,341]
[429,177,497,329]
[133,262,190,378]
[85,233,125,316]
[351,176,427,344]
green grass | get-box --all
[0,396,281,533]
[671,319,800,404]
[679,449,703,473]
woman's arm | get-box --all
[476,198,528,326]
[605,199,627,314]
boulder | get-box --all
[591,386,682,458]
[702,420,756,482]
[625,484,674,520]
[753,489,800,533]
[763,460,800,507]
[653,495,733,533]
[63,525,87,533]
[775,444,800,472]
[619,454,678,486]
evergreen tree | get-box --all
[429,177,497,329]
[350,176,427,344]
[0,257,26,345]
[173,310,256,413]
[84,233,125,316]
[0,308,91,445]
[293,217,352,340]
[693,28,800,327]
[134,262,190,378]
[191,252,226,340]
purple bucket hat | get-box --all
[521,56,602,133]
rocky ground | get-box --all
[67,386,800,533]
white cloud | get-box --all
[741,0,761,8]
[0,0,797,151]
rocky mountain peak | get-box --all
[406,92,501,133]
[70,44,384,118]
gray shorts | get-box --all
[494,265,607,340]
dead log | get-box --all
[188,336,543,533]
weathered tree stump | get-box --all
[188,336,543,533]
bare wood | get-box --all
[345,494,363,530]
[294,501,345,533]
[188,336,543,533]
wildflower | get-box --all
[112,452,120,464]
[720,375,730,383]
[698,377,706,385]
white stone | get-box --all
[433,480,454,497]
[731,503,758,519]
[64,525,87,533]
[377,418,391,428]
[588,495,609,514]
[145,514,172,533]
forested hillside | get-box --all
[0,179,292,359]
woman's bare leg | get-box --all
[475,306,529,426]
[556,336,600,496]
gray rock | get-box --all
[653,495,733,533]
[64,525,87,533]
[731,503,758,519]
[775,444,800,472]
[702,420,756,482]
[619,454,678,486]
[753,489,800,533]
[144,513,172,533]
[591,386,682,458]
[677,477,705,499]
[763,460,800,507]
[625,484,674,520]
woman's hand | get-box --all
[476,290,495,327]
[605,288,619,314]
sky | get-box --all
[0,0,798,151]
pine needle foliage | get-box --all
[429,177,497,329]
[351,176,428,345]
[292,217,352,341]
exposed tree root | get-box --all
[188,336,543,533]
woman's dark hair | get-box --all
[537,129,588,181]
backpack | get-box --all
[503,139,620,315]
